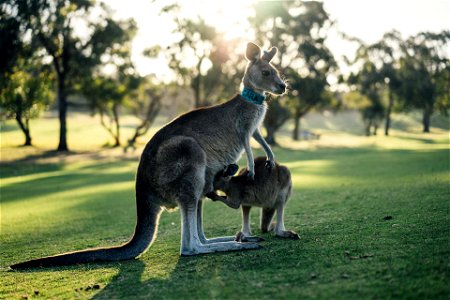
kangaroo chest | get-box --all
[209,103,266,165]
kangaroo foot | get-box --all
[235,231,265,243]
[181,241,262,256]
[275,230,300,240]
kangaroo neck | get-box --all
[242,76,265,97]
[241,87,266,105]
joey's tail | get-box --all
[10,177,162,269]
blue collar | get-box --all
[241,87,266,105]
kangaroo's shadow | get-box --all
[89,252,229,299]
[91,237,304,299]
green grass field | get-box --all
[0,112,449,299]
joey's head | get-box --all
[212,164,239,191]
[242,42,286,96]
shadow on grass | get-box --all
[1,168,135,203]
[394,135,445,144]
[0,149,139,179]
[8,237,305,299]
[3,146,449,204]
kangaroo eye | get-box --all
[262,70,270,76]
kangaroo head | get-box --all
[242,42,286,95]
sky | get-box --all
[104,0,450,78]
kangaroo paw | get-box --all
[276,230,300,240]
[235,231,265,243]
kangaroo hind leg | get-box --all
[274,193,299,240]
[236,206,264,243]
[164,137,260,255]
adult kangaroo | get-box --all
[10,42,286,269]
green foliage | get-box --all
[396,31,449,132]
[397,31,449,110]
[0,11,22,79]
[251,1,337,140]
[5,0,137,150]
[82,71,141,147]
[346,35,398,135]
[124,76,166,151]
[0,52,52,145]
[0,59,52,120]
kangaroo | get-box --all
[211,157,299,242]
[10,42,287,269]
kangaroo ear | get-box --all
[262,47,277,62]
[245,42,261,62]
[223,164,239,177]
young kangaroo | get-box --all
[211,157,299,241]
[10,42,287,269]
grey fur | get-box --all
[212,157,300,241]
[10,42,286,269]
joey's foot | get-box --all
[276,230,300,240]
[235,231,265,243]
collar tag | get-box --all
[241,87,266,105]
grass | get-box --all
[0,112,449,299]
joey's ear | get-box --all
[223,164,239,177]
[261,47,277,62]
[245,42,261,62]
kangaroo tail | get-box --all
[10,177,162,269]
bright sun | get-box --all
[105,0,258,77]
[180,0,257,40]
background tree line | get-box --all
[1,0,449,150]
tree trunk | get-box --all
[15,116,32,146]
[292,111,301,141]
[422,106,432,133]
[24,118,32,146]
[112,103,121,147]
[57,73,69,151]
[384,89,394,136]
[14,96,32,146]
[365,119,372,136]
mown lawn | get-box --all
[0,114,449,299]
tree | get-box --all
[0,8,22,81]
[10,0,136,151]
[124,77,166,152]
[366,31,403,136]
[251,0,337,141]
[83,71,140,147]
[347,61,385,136]
[148,5,240,108]
[397,31,450,132]
[0,9,51,146]
[0,57,52,146]
[81,19,139,148]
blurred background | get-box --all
[1,2,449,298]
[0,0,449,154]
